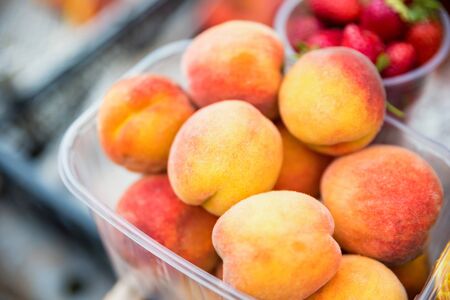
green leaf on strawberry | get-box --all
[376,53,391,72]
[386,0,441,23]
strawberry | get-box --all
[406,20,443,65]
[307,29,343,48]
[308,0,360,24]
[382,42,417,77]
[342,24,384,62]
[361,0,406,42]
[287,15,324,50]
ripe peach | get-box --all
[322,145,443,265]
[115,175,218,272]
[199,0,283,28]
[98,74,194,173]
[308,255,407,300]
[212,191,342,300]
[391,254,430,299]
[168,100,283,216]
[279,47,385,156]
[182,21,284,119]
[62,0,110,25]
[275,123,332,197]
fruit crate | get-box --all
[0,0,170,102]
[0,0,186,244]
[59,40,450,300]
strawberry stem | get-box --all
[386,101,405,118]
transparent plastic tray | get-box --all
[59,40,450,300]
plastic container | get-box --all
[274,0,450,110]
[59,40,450,300]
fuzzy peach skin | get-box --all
[321,145,443,265]
[391,254,430,299]
[275,123,332,197]
[279,47,385,156]
[168,100,283,216]
[98,74,194,173]
[212,191,342,300]
[115,175,218,272]
[182,20,284,119]
[308,255,407,300]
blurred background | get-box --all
[0,0,449,299]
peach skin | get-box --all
[63,0,109,25]
[279,47,385,156]
[115,175,218,272]
[275,123,332,197]
[212,191,342,300]
[182,20,284,119]
[98,74,194,173]
[168,100,283,216]
[321,145,443,265]
[391,254,430,299]
[308,255,407,300]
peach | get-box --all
[168,100,283,216]
[212,191,342,300]
[279,47,385,156]
[98,74,194,173]
[115,174,218,271]
[308,255,407,300]
[274,123,332,197]
[182,21,284,119]
[391,254,430,299]
[198,0,283,27]
[63,0,110,24]
[322,145,443,265]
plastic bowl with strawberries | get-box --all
[274,0,450,111]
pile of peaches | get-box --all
[97,21,443,300]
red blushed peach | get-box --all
[98,74,194,173]
[321,145,443,265]
[182,21,284,119]
[115,175,218,272]
[279,47,385,156]
[275,123,332,197]
[168,100,283,216]
[212,191,342,300]
[198,0,283,28]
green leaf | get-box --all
[386,0,441,23]
[386,0,411,20]
[376,53,391,73]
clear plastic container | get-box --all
[273,0,450,110]
[59,40,450,300]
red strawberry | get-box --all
[342,24,384,62]
[309,0,360,24]
[382,42,417,77]
[287,15,324,50]
[361,0,406,42]
[307,29,343,48]
[406,20,443,65]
